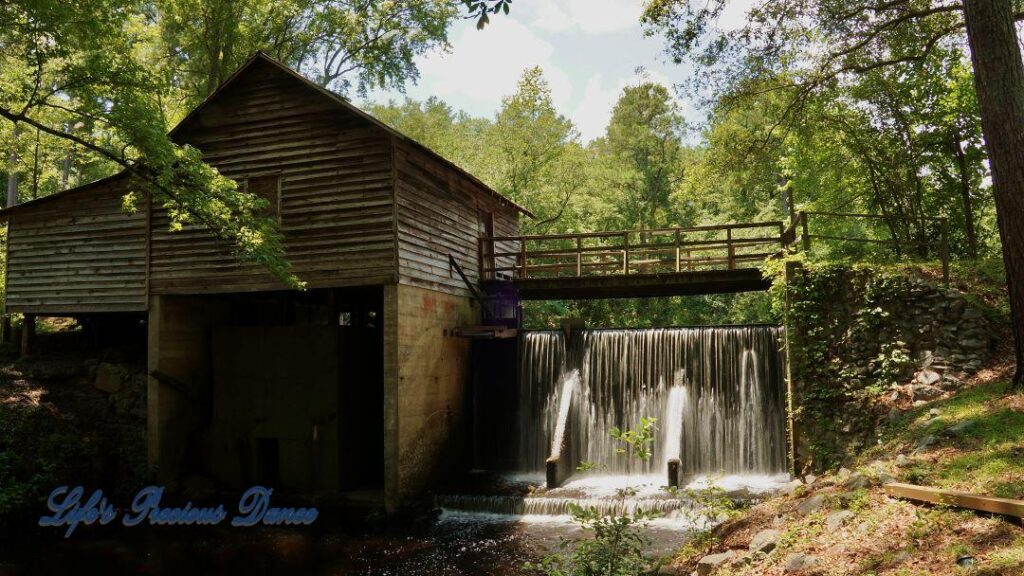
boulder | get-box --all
[960,338,987,350]
[895,454,910,467]
[844,473,870,490]
[911,384,944,400]
[782,478,804,496]
[93,363,125,393]
[916,369,941,386]
[748,529,781,554]
[914,435,938,453]
[940,374,962,391]
[784,553,818,573]
[797,494,826,516]
[826,510,855,531]
[697,550,736,575]
[877,472,898,485]
[946,419,978,437]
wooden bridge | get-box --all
[477,212,950,300]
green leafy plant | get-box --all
[610,417,658,461]
[531,418,662,576]
[530,502,660,576]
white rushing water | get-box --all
[437,473,790,531]
[518,326,788,477]
[437,326,790,542]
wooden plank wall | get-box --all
[3,58,524,312]
[6,178,148,313]
[150,60,396,294]
[393,140,520,296]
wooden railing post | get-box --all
[576,235,582,277]
[623,232,630,275]
[520,239,528,279]
[727,227,736,270]
[674,229,681,272]
[800,211,811,251]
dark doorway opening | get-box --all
[207,287,385,494]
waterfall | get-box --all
[662,384,686,472]
[516,326,788,477]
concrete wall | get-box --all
[147,295,232,485]
[384,283,477,511]
[207,326,341,492]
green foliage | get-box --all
[532,418,663,576]
[530,501,660,576]
[159,0,457,103]
[576,461,605,473]
[0,379,145,534]
[0,0,314,287]
[768,260,969,470]
[610,417,658,461]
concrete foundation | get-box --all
[147,295,232,486]
[147,285,472,511]
[384,284,477,512]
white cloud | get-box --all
[409,17,573,115]
[532,0,643,35]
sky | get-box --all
[361,0,755,143]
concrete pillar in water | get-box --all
[667,459,680,488]
[560,317,585,345]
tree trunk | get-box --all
[952,134,979,258]
[962,0,1024,389]
[5,125,20,208]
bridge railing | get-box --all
[479,211,950,284]
[479,221,785,281]
[785,211,950,283]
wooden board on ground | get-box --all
[885,482,1024,518]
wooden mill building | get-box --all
[0,52,525,511]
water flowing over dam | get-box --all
[516,326,788,478]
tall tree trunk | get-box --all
[5,126,20,208]
[31,127,40,200]
[952,134,979,258]
[962,0,1024,389]
[61,123,75,191]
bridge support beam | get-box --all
[783,261,805,477]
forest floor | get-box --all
[665,343,1024,576]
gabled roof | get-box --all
[0,51,531,218]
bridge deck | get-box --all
[486,268,769,300]
[480,221,788,299]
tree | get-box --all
[490,68,584,233]
[0,0,299,286]
[157,0,458,105]
[594,82,687,231]
[641,0,1024,388]
[0,0,490,289]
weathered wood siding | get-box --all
[3,56,523,313]
[150,59,396,294]
[393,140,520,296]
[6,178,147,313]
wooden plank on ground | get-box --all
[885,482,1024,518]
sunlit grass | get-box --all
[871,380,1024,497]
